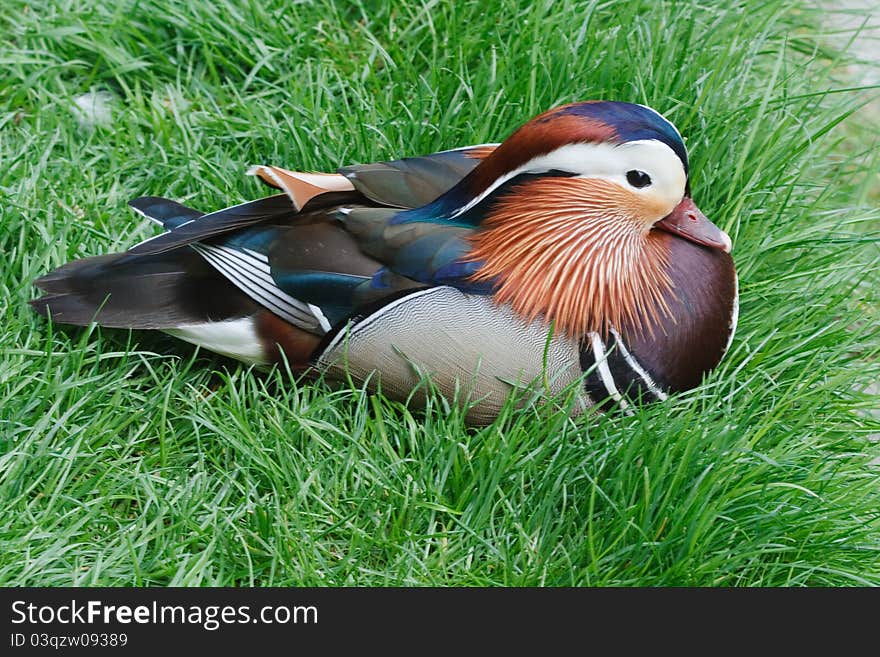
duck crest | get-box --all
[466,176,674,339]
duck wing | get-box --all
[339,143,497,208]
[30,145,498,340]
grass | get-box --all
[1,0,879,586]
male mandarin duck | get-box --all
[31,101,738,424]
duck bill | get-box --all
[654,197,732,253]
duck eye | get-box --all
[626,170,652,189]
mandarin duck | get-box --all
[30,101,738,424]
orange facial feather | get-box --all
[466,177,674,338]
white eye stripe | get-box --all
[452,140,686,220]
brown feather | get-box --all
[463,145,499,160]
[466,177,674,339]
[248,165,354,211]
[256,310,322,369]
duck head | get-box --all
[457,101,732,338]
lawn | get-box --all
[1,0,879,586]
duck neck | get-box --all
[466,177,673,339]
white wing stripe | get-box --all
[193,245,311,321]
[128,203,166,227]
[197,244,302,308]
[211,248,318,322]
[194,245,284,298]
[207,245,279,287]
[242,248,269,264]
[192,244,320,329]
[608,327,668,401]
[589,332,631,412]
[723,276,739,357]
[197,252,315,329]
[192,246,308,326]
[308,303,332,332]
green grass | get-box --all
[2,0,879,586]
